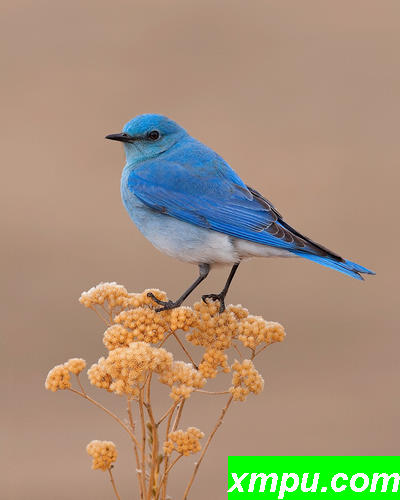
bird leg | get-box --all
[148,263,210,312]
[202,263,240,313]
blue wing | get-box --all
[128,146,374,279]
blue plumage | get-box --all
[106,114,374,311]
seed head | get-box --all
[45,364,71,392]
[86,440,117,471]
[163,427,204,456]
[65,358,86,375]
[229,359,264,401]
[159,361,206,400]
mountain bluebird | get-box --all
[106,114,374,312]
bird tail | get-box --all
[293,252,375,280]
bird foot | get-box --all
[147,293,181,312]
[201,293,226,313]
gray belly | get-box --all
[122,190,239,264]
[121,181,294,264]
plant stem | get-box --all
[89,305,110,326]
[107,467,121,500]
[160,399,180,500]
[172,332,198,369]
[195,389,230,395]
[158,330,174,348]
[138,388,147,498]
[127,397,145,499]
[182,395,233,500]
[254,343,270,358]
[75,374,87,395]
[232,343,244,359]
[156,402,177,427]
[155,454,183,500]
[100,303,113,325]
[171,400,185,433]
[67,387,140,448]
[145,373,159,500]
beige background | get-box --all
[1,1,398,499]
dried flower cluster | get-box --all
[86,440,117,471]
[45,364,71,392]
[103,325,134,351]
[89,342,172,396]
[65,358,86,374]
[47,282,285,500]
[164,427,205,456]
[159,360,206,400]
[230,359,264,401]
[238,317,285,349]
[45,358,86,391]
[79,282,129,309]
[79,283,169,312]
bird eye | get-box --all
[147,130,160,141]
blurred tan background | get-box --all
[1,0,399,498]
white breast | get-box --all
[234,238,295,259]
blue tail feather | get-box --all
[293,252,375,280]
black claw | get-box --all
[201,293,219,303]
[147,293,182,312]
[201,293,226,313]
[155,301,178,312]
[147,292,167,306]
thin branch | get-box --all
[107,467,121,500]
[67,387,140,448]
[102,302,114,324]
[172,332,198,369]
[156,402,178,427]
[89,305,110,326]
[158,330,174,348]
[253,343,270,358]
[160,399,181,500]
[172,398,185,432]
[138,387,148,498]
[75,374,87,396]
[127,397,145,499]
[195,389,231,395]
[145,373,159,500]
[232,343,244,360]
[155,454,183,500]
[127,398,135,433]
[164,452,183,476]
[182,395,234,500]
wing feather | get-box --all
[128,155,342,260]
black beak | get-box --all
[105,132,136,143]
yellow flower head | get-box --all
[168,306,197,331]
[89,342,173,396]
[103,325,134,351]
[87,358,113,391]
[238,316,285,349]
[159,360,206,400]
[86,440,117,471]
[115,307,169,343]
[186,301,241,351]
[45,364,71,392]
[65,358,86,375]
[163,427,204,456]
[229,359,264,401]
[198,347,230,378]
[79,282,129,309]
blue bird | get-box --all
[106,114,374,312]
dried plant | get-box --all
[45,282,285,500]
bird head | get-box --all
[106,113,187,164]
